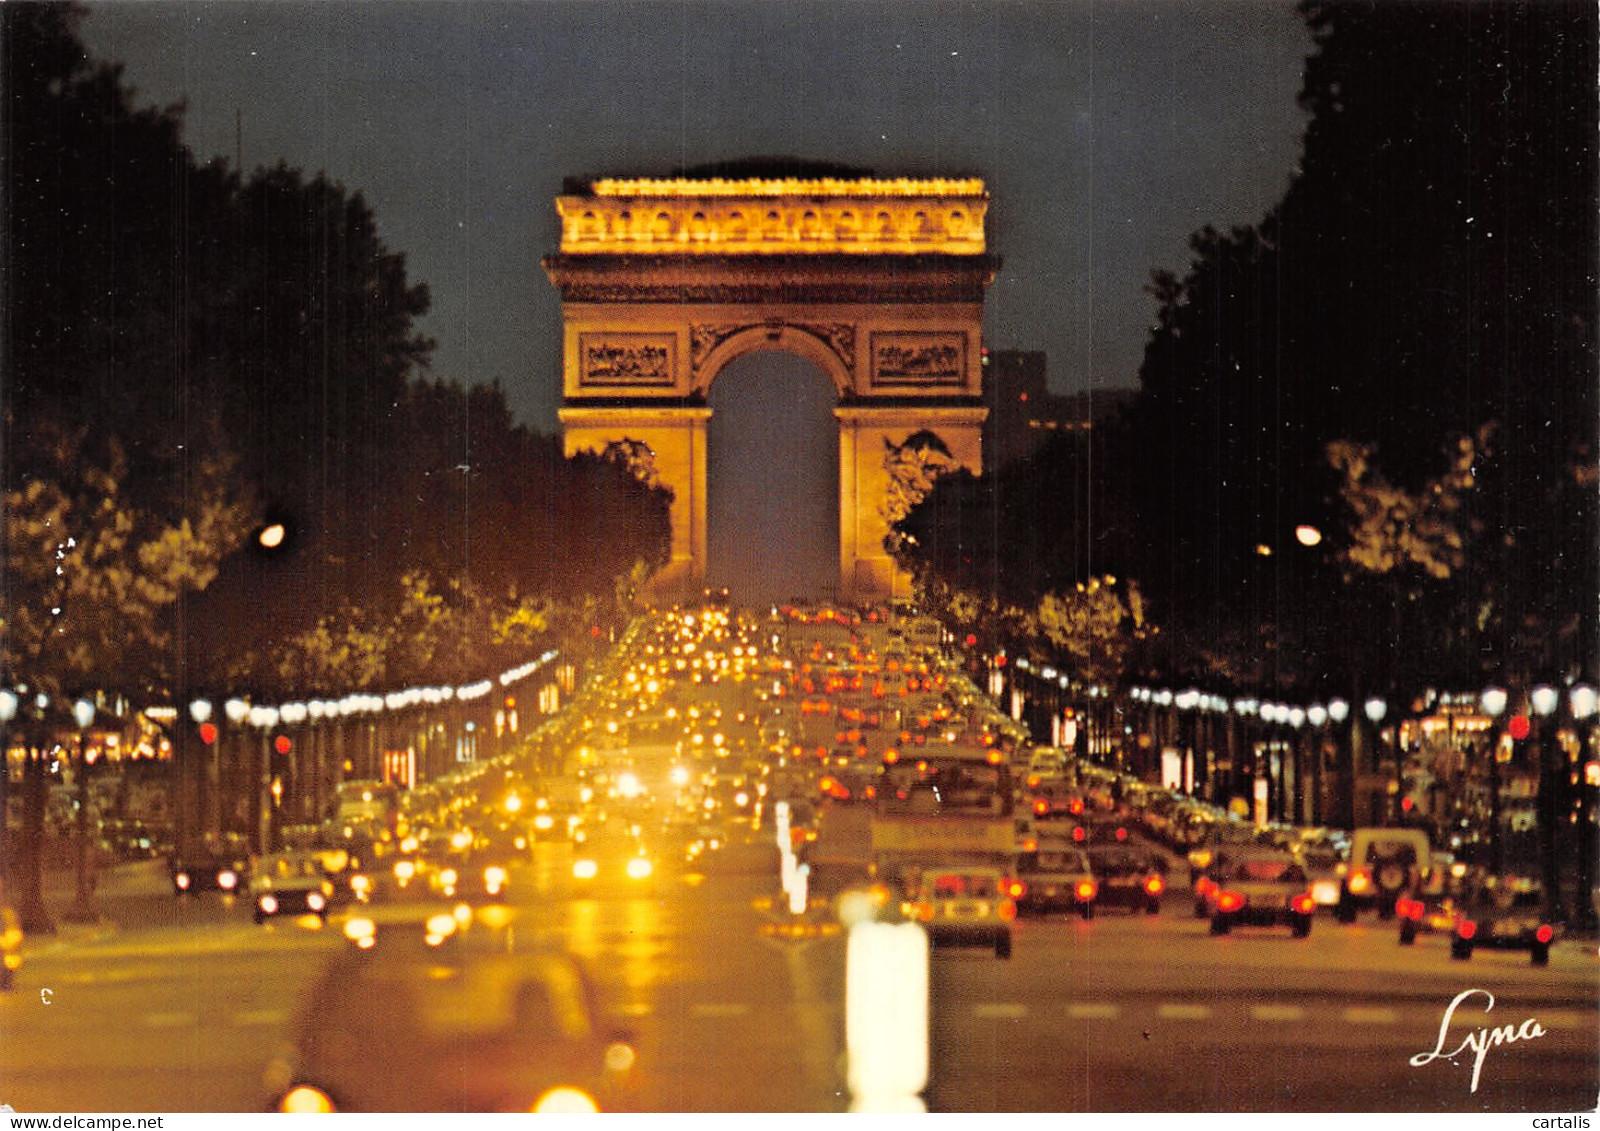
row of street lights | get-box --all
[0,651,565,928]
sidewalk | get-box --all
[20,858,168,947]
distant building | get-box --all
[981,349,1134,473]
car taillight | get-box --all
[1069,799,1084,815]
[1196,877,1216,897]
[175,873,191,890]
[307,892,326,912]
[259,895,278,914]
[1291,894,1314,915]
[218,870,237,891]
[1348,870,1371,895]
[1396,898,1423,920]
[1115,827,1128,841]
[912,900,934,922]
[1072,826,1086,842]
[1216,890,1245,913]
[1075,880,1097,901]
[1456,918,1477,940]
[1144,876,1164,896]
[1535,924,1554,944]
[998,898,1017,921]
[1005,880,1026,898]
[1034,799,1049,816]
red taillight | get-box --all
[1072,826,1086,842]
[1069,799,1084,815]
[1075,880,1097,901]
[1115,827,1128,841]
[1196,877,1216,897]
[1535,924,1554,944]
[998,898,1017,921]
[1144,876,1164,896]
[1216,890,1245,913]
[1456,919,1477,940]
[913,901,934,922]
[1034,799,1049,816]
[1291,894,1314,915]
[1005,880,1026,898]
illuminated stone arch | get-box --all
[544,174,997,602]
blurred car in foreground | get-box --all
[268,913,638,1111]
[250,852,335,923]
[1195,848,1315,937]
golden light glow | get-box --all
[592,176,986,197]
[558,177,988,256]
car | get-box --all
[1085,846,1166,914]
[170,833,252,896]
[1185,819,1263,885]
[569,826,657,886]
[899,866,1016,957]
[1291,838,1349,912]
[1338,828,1431,922]
[1195,848,1315,937]
[428,853,513,902]
[1011,847,1099,919]
[250,852,336,923]
[269,914,638,1111]
[0,899,21,991]
[1397,872,1558,965]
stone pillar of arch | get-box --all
[543,174,998,604]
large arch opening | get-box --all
[706,351,840,606]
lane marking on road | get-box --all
[143,1011,197,1028]
[1250,1004,1305,1022]
[1066,1003,1120,1020]
[973,1003,1028,1020]
[1342,1006,1398,1024]
[1534,1009,1592,1029]
[1157,1003,1212,1020]
[232,1009,290,1027]
[690,1003,750,1018]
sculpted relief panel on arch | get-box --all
[578,332,677,387]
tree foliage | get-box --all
[1123,0,1597,689]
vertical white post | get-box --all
[846,920,929,1111]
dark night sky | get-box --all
[81,0,1313,433]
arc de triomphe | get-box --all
[543,174,996,602]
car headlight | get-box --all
[278,1085,337,1113]
[573,859,599,880]
[532,1087,599,1113]
[218,870,237,890]
[626,857,653,880]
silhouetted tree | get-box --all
[1126,0,1597,692]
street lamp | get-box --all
[1572,685,1598,930]
[66,698,97,923]
[1529,685,1562,921]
